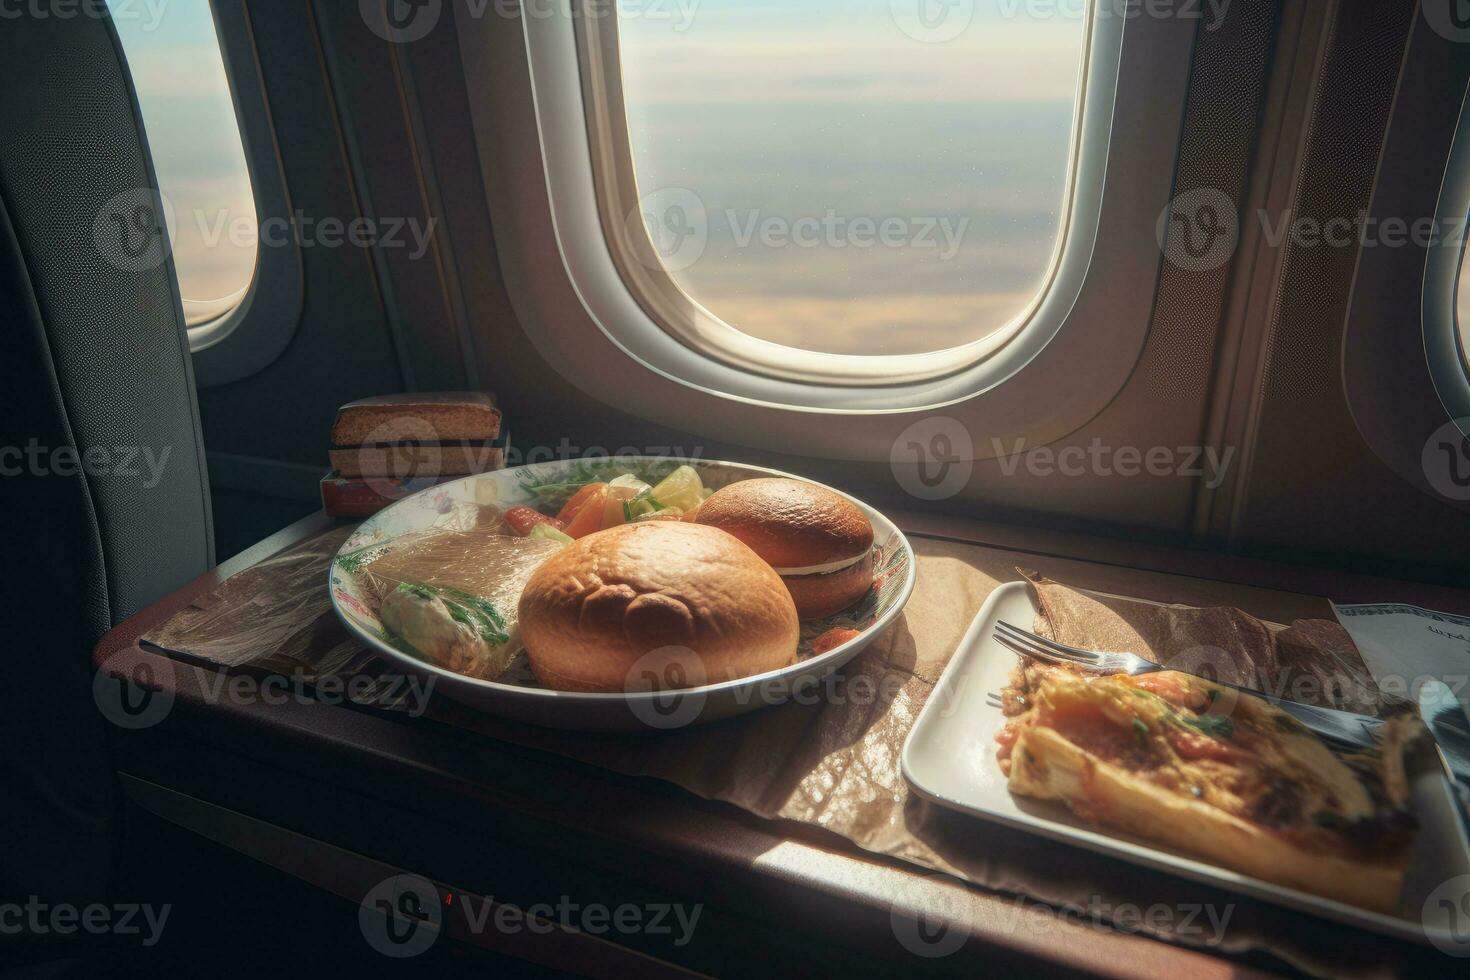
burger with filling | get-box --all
[693,478,875,619]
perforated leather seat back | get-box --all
[0,6,214,630]
[0,4,214,904]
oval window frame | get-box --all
[454,3,1200,460]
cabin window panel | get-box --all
[608,0,1088,359]
[1459,211,1470,378]
[108,1,259,328]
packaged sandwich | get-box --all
[330,391,506,479]
[350,519,561,680]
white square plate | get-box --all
[901,581,1470,948]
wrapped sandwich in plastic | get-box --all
[354,520,563,680]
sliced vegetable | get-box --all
[607,474,652,494]
[556,482,606,524]
[648,465,704,512]
[1166,727,1239,763]
[812,626,862,656]
[563,485,609,538]
[622,487,666,522]
[517,460,682,511]
[528,522,574,545]
[518,461,627,511]
[602,496,623,529]
[596,474,654,529]
[505,506,566,537]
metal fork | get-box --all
[995,621,1172,677]
[992,620,1384,750]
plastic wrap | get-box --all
[355,521,562,680]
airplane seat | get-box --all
[0,6,214,915]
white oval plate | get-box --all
[329,457,915,731]
[902,581,1470,948]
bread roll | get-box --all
[518,522,799,692]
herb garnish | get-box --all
[1178,713,1235,741]
[395,581,509,647]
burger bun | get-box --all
[517,521,800,692]
[694,478,875,618]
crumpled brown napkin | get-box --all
[141,531,1435,977]
[1023,568,1404,717]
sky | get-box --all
[108,0,258,326]
[616,0,1087,354]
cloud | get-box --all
[692,289,1037,355]
[618,18,1085,105]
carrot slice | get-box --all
[505,506,565,537]
[563,486,609,538]
[556,482,605,524]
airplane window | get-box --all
[108,2,258,328]
[611,0,1087,357]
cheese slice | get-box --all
[772,548,869,578]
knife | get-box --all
[1256,694,1383,751]
[1419,680,1470,817]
